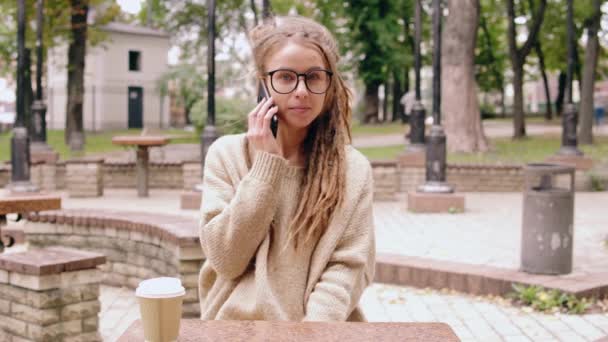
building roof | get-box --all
[101,22,169,38]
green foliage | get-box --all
[509,284,592,314]
[157,63,207,123]
[476,0,507,93]
[0,0,120,77]
[343,0,413,86]
[191,97,254,136]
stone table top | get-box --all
[0,193,61,215]
[111,135,170,147]
[0,246,105,275]
[118,319,459,341]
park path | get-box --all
[56,189,608,341]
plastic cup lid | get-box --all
[135,277,185,298]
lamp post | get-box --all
[417,0,452,194]
[200,0,219,172]
[31,0,48,145]
[9,0,37,193]
[407,0,426,152]
[558,0,582,156]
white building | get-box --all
[46,22,170,131]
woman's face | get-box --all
[263,41,329,131]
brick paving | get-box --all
[99,283,608,341]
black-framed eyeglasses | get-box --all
[266,68,333,95]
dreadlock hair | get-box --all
[247,15,353,248]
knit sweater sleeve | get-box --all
[303,166,376,321]
[199,141,287,280]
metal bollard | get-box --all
[521,163,575,275]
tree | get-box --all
[506,0,546,139]
[157,63,207,126]
[442,0,488,152]
[344,0,411,123]
[65,0,89,151]
[476,0,508,116]
[578,0,603,145]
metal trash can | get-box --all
[521,163,575,275]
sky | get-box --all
[116,0,143,15]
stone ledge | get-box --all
[24,209,199,247]
[376,253,608,299]
[0,247,105,276]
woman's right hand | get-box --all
[247,97,280,156]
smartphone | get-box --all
[257,81,279,138]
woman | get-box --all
[198,15,375,322]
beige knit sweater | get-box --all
[198,133,375,322]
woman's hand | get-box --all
[247,97,280,155]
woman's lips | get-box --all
[289,107,311,113]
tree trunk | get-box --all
[382,80,389,122]
[24,48,34,136]
[555,71,566,116]
[250,0,258,26]
[362,82,380,124]
[65,0,88,151]
[512,64,526,137]
[262,0,271,20]
[535,42,552,120]
[578,0,601,145]
[506,0,546,139]
[392,70,404,122]
[441,0,488,152]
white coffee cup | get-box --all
[135,277,185,342]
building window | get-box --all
[129,50,141,71]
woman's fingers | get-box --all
[254,97,275,132]
[248,100,266,129]
[262,106,279,136]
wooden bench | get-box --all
[112,135,170,197]
[118,319,460,341]
[0,193,61,253]
[0,247,105,341]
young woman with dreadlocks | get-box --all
[198,15,375,322]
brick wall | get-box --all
[182,162,202,190]
[0,248,104,342]
[24,216,203,318]
[103,162,183,189]
[373,162,526,195]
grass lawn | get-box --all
[0,129,199,162]
[357,135,608,165]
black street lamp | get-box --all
[558,0,582,156]
[31,0,48,145]
[407,0,426,151]
[9,0,37,193]
[200,0,219,171]
[417,0,452,194]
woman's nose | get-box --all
[294,76,308,97]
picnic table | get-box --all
[0,192,61,253]
[118,319,460,341]
[111,135,170,197]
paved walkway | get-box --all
[352,121,608,148]
[60,189,608,341]
[99,283,608,342]
[63,189,608,276]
